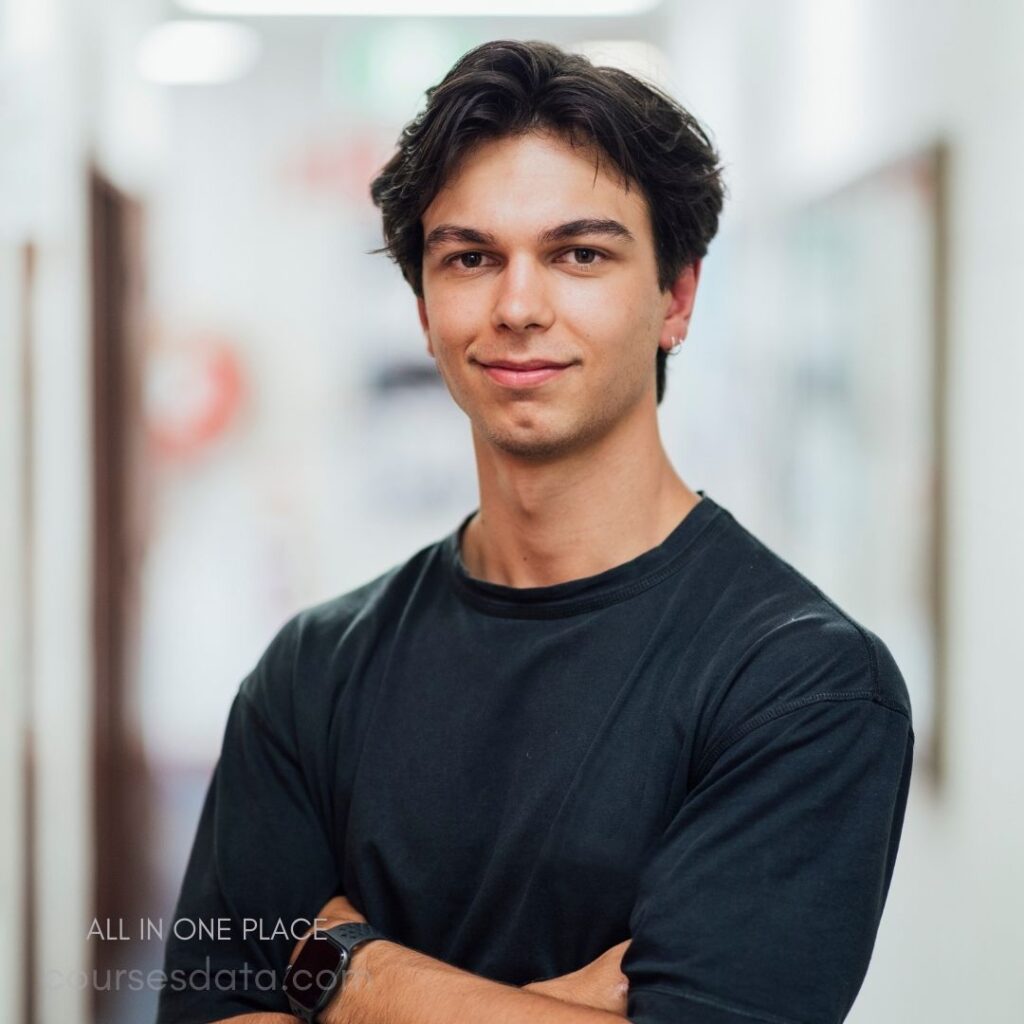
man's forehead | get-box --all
[421,130,647,236]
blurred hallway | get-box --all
[2,1,1023,1021]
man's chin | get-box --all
[477,419,595,463]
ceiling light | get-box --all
[176,0,660,17]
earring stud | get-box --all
[667,335,682,355]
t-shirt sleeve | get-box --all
[156,615,341,1024]
[623,692,914,1024]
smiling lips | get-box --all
[477,358,573,389]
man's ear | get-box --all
[659,259,702,352]
[416,296,434,358]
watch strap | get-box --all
[324,921,388,962]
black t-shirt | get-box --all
[156,491,914,1024]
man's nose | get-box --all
[491,254,555,335]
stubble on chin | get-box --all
[474,398,622,462]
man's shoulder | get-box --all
[698,502,913,727]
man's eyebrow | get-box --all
[538,218,636,246]
[423,218,635,254]
[423,225,497,254]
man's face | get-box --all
[417,130,682,461]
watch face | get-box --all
[284,934,346,1012]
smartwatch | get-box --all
[282,921,388,1023]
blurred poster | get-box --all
[753,148,948,783]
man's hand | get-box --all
[315,894,367,927]
[523,940,631,1016]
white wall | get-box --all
[667,1,1024,1020]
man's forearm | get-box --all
[212,1015,297,1023]
[324,940,628,1024]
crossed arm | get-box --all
[212,896,630,1024]
[186,648,912,1024]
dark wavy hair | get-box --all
[369,39,726,404]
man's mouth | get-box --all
[476,358,574,390]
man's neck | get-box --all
[461,415,701,589]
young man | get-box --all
[157,40,914,1024]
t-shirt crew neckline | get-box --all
[444,490,722,619]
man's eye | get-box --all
[448,252,488,269]
[561,247,604,266]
